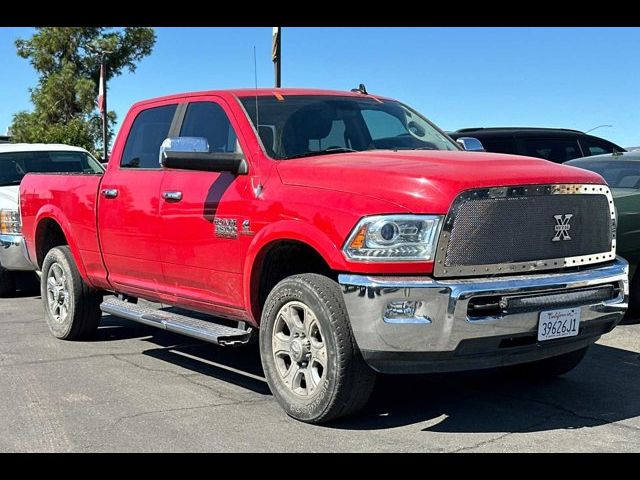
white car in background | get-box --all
[0,143,104,296]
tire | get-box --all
[504,346,589,380]
[0,266,16,297]
[260,273,376,423]
[41,246,102,340]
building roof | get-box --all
[0,143,89,154]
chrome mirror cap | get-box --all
[456,137,486,152]
[159,137,209,167]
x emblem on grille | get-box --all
[552,214,573,241]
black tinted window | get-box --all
[0,151,103,186]
[582,138,617,157]
[180,102,238,153]
[121,104,177,168]
[481,138,517,155]
[521,138,582,163]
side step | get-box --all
[100,298,252,346]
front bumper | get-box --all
[0,234,35,271]
[339,258,628,374]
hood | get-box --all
[0,185,19,209]
[276,150,606,213]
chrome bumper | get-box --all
[339,257,628,373]
[0,234,35,271]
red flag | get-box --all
[97,63,105,114]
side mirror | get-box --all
[159,137,248,174]
[456,137,486,152]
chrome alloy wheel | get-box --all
[272,301,327,397]
[46,262,70,323]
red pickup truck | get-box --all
[20,88,628,423]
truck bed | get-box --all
[20,173,108,289]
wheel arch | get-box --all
[243,221,343,324]
[33,209,91,285]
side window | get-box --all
[180,101,239,153]
[521,138,582,163]
[481,138,517,155]
[582,138,616,157]
[121,104,177,168]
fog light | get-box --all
[383,300,431,324]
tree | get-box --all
[10,28,156,157]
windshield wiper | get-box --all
[283,147,359,160]
[0,180,22,187]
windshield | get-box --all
[567,159,640,189]
[239,95,459,160]
[0,150,104,187]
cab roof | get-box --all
[131,88,390,109]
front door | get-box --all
[98,103,178,296]
[158,98,251,314]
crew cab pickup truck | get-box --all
[19,89,628,423]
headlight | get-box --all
[0,209,21,235]
[343,215,443,261]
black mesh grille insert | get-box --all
[445,194,612,267]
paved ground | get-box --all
[1,276,639,452]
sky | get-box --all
[1,27,639,146]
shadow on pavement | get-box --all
[96,316,640,431]
[12,271,40,298]
[98,315,269,395]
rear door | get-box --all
[158,97,252,314]
[98,102,179,296]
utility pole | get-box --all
[100,54,108,162]
[86,43,112,162]
[272,27,281,88]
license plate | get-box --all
[537,308,581,341]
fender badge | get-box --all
[241,219,255,236]
[214,218,238,239]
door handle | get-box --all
[162,191,183,201]
[101,189,119,199]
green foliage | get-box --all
[10,27,155,158]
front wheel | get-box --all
[41,246,103,340]
[260,273,376,423]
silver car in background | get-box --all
[0,143,104,296]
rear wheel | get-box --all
[504,346,589,379]
[0,266,16,297]
[41,246,102,340]
[260,273,376,423]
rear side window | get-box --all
[582,138,618,157]
[521,138,582,163]
[121,104,177,169]
[480,138,517,155]
[180,101,239,153]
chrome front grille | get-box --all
[433,184,617,278]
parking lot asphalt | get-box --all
[1,277,639,452]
